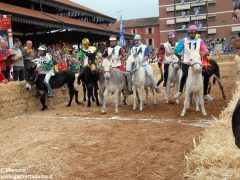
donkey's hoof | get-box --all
[41,106,48,111]
[76,101,81,105]
[203,112,207,116]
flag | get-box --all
[119,16,125,46]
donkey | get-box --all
[27,65,80,111]
[181,54,207,117]
[126,55,156,111]
[100,57,129,113]
[206,59,226,99]
[77,52,100,107]
[164,55,181,104]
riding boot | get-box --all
[44,81,54,98]
[157,75,164,87]
[126,73,133,95]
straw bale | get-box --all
[0,81,69,120]
[185,81,240,179]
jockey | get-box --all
[163,32,178,87]
[129,34,160,93]
[77,38,97,76]
[103,35,125,71]
[174,25,209,100]
[36,45,54,98]
[196,33,214,101]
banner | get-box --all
[0,15,13,48]
[119,16,125,47]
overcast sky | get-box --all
[71,0,159,20]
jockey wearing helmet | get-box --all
[196,33,214,101]
[174,25,210,100]
[36,45,54,98]
[77,38,97,76]
[128,34,160,93]
[103,35,125,71]
[163,32,178,87]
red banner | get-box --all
[0,15,12,30]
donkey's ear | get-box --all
[32,64,37,70]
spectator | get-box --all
[22,40,35,83]
[11,38,24,81]
[0,67,7,83]
[55,58,68,72]
[0,38,12,81]
[67,57,80,74]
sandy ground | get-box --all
[0,61,236,180]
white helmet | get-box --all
[109,35,117,41]
[134,34,142,40]
[38,45,47,51]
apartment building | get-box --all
[159,0,238,43]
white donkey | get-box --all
[101,57,129,113]
[164,55,181,104]
[181,53,207,117]
[126,55,156,111]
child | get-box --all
[55,58,68,72]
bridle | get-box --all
[29,70,39,84]
[171,61,179,68]
[127,58,140,75]
[190,61,202,74]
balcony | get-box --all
[166,6,174,12]
[175,23,207,31]
[208,28,216,34]
[176,4,191,11]
[232,26,240,32]
[176,16,190,23]
[166,19,175,25]
[191,1,207,7]
[191,15,207,21]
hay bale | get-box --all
[185,81,240,179]
[235,55,240,75]
[0,81,69,120]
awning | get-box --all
[0,2,132,38]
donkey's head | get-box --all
[189,52,202,74]
[27,63,38,84]
[171,55,180,71]
[101,57,112,80]
[126,55,136,73]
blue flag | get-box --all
[119,16,125,46]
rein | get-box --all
[128,59,140,75]
[190,62,202,74]
[29,71,39,84]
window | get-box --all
[131,29,137,35]
[147,27,153,34]
[208,2,216,8]
[148,39,153,46]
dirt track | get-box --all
[0,61,236,179]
